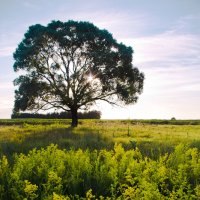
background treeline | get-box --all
[11,110,101,119]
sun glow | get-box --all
[87,74,94,82]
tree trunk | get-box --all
[71,108,78,127]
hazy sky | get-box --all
[0,0,200,119]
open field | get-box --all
[0,119,200,199]
[0,119,200,159]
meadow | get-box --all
[0,119,200,199]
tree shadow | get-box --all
[0,126,114,160]
[1,125,199,162]
[190,140,200,149]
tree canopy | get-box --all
[13,20,144,127]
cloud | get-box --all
[0,82,14,118]
[0,46,16,57]
[0,94,14,117]
[0,32,24,57]
[101,27,200,119]
[0,82,14,90]
[169,14,200,35]
[121,32,200,66]
[119,30,200,95]
[22,1,40,9]
[53,8,153,38]
[0,108,13,119]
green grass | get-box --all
[1,118,200,125]
[0,119,200,159]
[0,119,200,199]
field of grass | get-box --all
[0,119,200,199]
[1,119,200,158]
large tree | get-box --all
[13,20,144,127]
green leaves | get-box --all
[0,144,200,199]
[13,75,48,112]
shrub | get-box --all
[0,144,200,199]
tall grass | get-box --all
[0,119,200,160]
[0,144,200,199]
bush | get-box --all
[0,144,200,199]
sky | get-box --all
[0,0,200,119]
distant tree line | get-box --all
[11,110,101,119]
